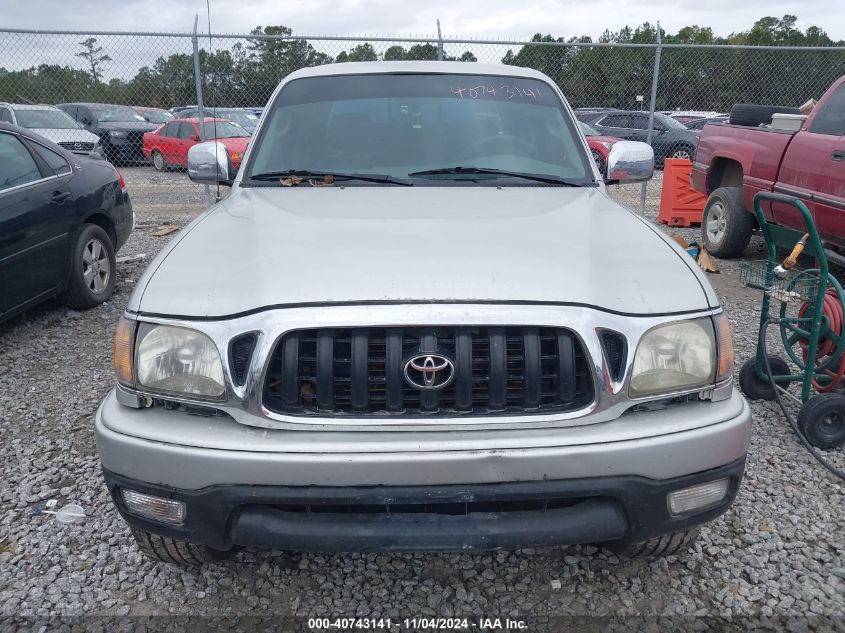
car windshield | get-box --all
[137,109,172,124]
[578,121,600,136]
[15,108,83,129]
[246,74,591,185]
[219,110,257,130]
[654,113,687,130]
[92,105,146,123]
[200,121,250,139]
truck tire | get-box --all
[625,529,698,557]
[701,187,753,258]
[130,527,232,565]
[729,103,801,128]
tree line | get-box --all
[0,16,843,112]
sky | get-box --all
[3,0,844,41]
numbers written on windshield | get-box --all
[449,85,544,100]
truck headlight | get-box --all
[135,323,225,400]
[629,318,716,397]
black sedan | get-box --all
[0,122,133,322]
[577,110,700,165]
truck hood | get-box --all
[131,186,715,318]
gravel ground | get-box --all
[0,167,843,628]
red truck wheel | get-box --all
[702,187,754,258]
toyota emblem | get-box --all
[403,353,454,391]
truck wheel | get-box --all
[729,103,801,127]
[130,527,232,565]
[797,393,845,449]
[739,357,792,401]
[702,187,753,258]
[625,529,698,557]
[64,224,116,309]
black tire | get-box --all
[668,143,695,161]
[64,224,116,309]
[591,150,606,176]
[739,357,792,401]
[797,393,845,449]
[625,529,698,558]
[729,103,801,128]
[152,149,168,172]
[701,186,754,258]
[131,527,232,565]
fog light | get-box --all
[667,478,729,515]
[121,489,186,525]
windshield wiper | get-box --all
[250,169,412,186]
[408,166,588,186]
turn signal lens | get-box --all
[715,313,735,383]
[667,478,729,515]
[113,317,135,386]
[229,152,242,162]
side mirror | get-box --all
[187,141,232,186]
[604,141,654,184]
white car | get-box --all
[0,103,103,156]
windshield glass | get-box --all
[578,121,599,136]
[219,110,257,130]
[92,105,146,123]
[654,113,686,130]
[16,108,83,129]
[246,73,591,184]
[137,109,172,124]
[201,121,249,139]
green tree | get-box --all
[336,43,378,63]
[77,37,112,82]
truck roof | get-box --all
[285,61,552,82]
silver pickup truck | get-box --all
[96,61,750,565]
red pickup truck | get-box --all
[691,75,845,258]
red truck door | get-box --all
[774,81,845,245]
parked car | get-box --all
[97,61,748,565]
[56,103,158,166]
[176,107,259,134]
[0,103,103,156]
[0,123,133,322]
[133,106,174,125]
[578,110,700,165]
[578,120,622,174]
[691,75,845,257]
[142,117,250,172]
[684,116,729,131]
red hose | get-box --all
[798,287,845,392]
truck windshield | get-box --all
[245,73,592,185]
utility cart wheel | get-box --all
[739,357,791,401]
[797,393,845,449]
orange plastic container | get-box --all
[658,158,708,227]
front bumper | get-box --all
[105,459,745,552]
[96,388,750,552]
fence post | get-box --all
[640,22,662,214]
[436,20,444,60]
[192,14,212,207]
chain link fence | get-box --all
[2,27,844,212]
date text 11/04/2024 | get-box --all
[308,617,528,630]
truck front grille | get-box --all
[263,326,593,417]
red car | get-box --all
[578,121,622,175]
[142,117,250,172]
